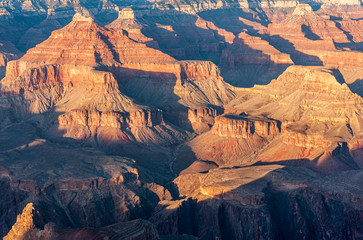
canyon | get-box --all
[0,1,362,240]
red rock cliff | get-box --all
[212,114,281,138]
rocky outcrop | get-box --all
[266,3,363,66]
[212,114,281,138]
[163,106,222,133]
[187,107,222,132]
[115,60,221,84]
[220,32,293,69]
[1,3,363,240]
[58,109,164,129]
[115,61,235,109]
[348,136,363,168]
[0,14,193,147]
[222,66,363,169]
[1,65,119,94]
[107,8,160,47]
[153,165,363,240]
[4,13,176,74]
[4,203,160,240]
[0,173,168,237]
[0,124,173,238]
[3,203,37,240]
[0,41,22,78]
[1,13,235,115]
[283,129,332,149]
[228,66,363,135]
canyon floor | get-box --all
[0,0,363,239]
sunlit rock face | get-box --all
[3,203,36,240]
[266,3,363,67]
[1,0,363,240]
[180,65,363,171]
[0,13,235,148]
[212,114,281,138]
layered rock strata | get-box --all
[0,13,235,150]
[221,65,363,169]
[212,114,281,138]
[220,32,293,69]
[266,3,363,66]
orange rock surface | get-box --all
[266,3,363,66]
[212,114,281,138]
[4,203,36,240]
[0,2,363,240]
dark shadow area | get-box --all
[99,33,121,63]
[299,1,323,11]
[130,8,228,63]
[348,79,363,96]
[15,14,74,52]
[330,68,363,97]
[334,22,354,42]
[0,116,175,239]
[330,16,343,21]
[94,12,119,26]
[99,65,184,108]
[0,0,121,52]
[247,2,271,27]
[170,144,199,175]
[334,42,363,52]
[0,14,47,49]
[94,51,102,64]
[260,34,323,66]
[219,36,292,87]
[198,8,268,35]
[331,68,346,84]
[221,64,290,87]
[301,24,322,40]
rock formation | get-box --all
[1,12,235,135]
[220,32,293,69]
[212,114,281,138]
[222,66,363,169]
[0,122,172,238]
[0,41,22,78]
[153,165,363,240]
[172,66,363,172]
[4,203,160,240]
[3,203,37,240]
[2,13,234,149]
[0,1,363,240]
[266,3,363,66]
